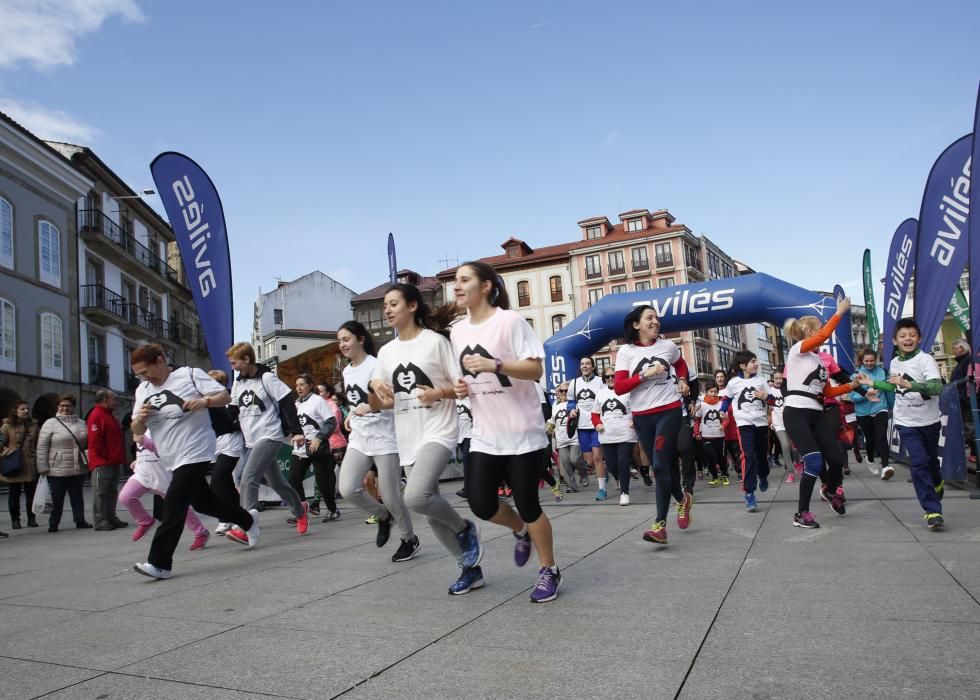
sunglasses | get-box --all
[603,375,615,380]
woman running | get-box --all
[613,305,691,545]
[451,261,562,603]
[368,284,483,590]
[782,297,861,529]
[694,382,726,486]
[593,366,638,505]
[336,321,417,559]
[291,374,339,523]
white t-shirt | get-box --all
[724,375,770,428]
[890,351,942,427]
[215,431,244,459]
[568,373,604,430]
[769,387,786,432]
[133,430,170,493]
[450,308,549,456]
[614,340,683,413]
[695,400,726,439]
[549,402,576,449]
[133,367,223,471]
[343,355,398,457]
[374,328,460,466]
[593,385,637,444]
[456,398,473,442]
[293,393,334,457]
[231,369,292,448]
[784,341,829,410]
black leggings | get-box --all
[602,442,635,495]
[783,406,841,513]
[677,422,696,493]
[466,449,548,524]
[701,438,724,478]
[289,452,337,512]
[634,407,684,522]
[210,453,240,509]
[856,412,890,466]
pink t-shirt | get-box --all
[450,308,549,456]
[324,398,347,450]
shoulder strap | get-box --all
[186,367,205,398]
[55,417,88,454]
[259,372,281,417]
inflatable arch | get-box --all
[543,273,854,392]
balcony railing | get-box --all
[585,267,602,280]
[80,284,127,319]
[88,362,109,387]
[168,322,194,345]
[608,264,626,277]
[655,254,674,268]
[631,259,649,272]
[122,303,170,339]
[79,209,180,285]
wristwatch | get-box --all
[494,358,503,374]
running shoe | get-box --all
[376,512,393,547]
[819,485,832,503]
[677,492,693,529]
[708,477,720,487]
[697,471,705,481]
[869,463,881,477]
[448,565,485,595]
[551,483,563,502]
[514,529,532,567]
[580,475,590,488]
[365,514,380,525]
[829,489,846,516]
[504,486,513,498]
[308,502,321,516]
[455,488,468,498]
[530,566,562,603]
[736,473,743,483]
[744,492,758,512]
[595,488,608,501]
[564,480,580,493]
[935,480,945,500]
[189,529,210,551]
[497,486,505,497]
[721,475,730,487]
[759,477,769,493]
[793,511,819,529]
[881,466,895,481]
[630,468,641,480]
[642,473,653,486]
[456,520,483,568]
[619,493,630,506]
[322,510,341,523]
[132,519,155,542]
[295,501,310,535]
[215,522,232,536]
[134,562,172,580]
[642,520,668,544]
[785,472,795,484]
[226,509,261,547]
[531,566,561,603]
[924,513,945,530]
[392,536,421,562]
[843,465,851,476]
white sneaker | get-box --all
[881,466,895,481]
[134,562,172,580]
[869,464,881,477]
[245,508,260,547]
[619,493,630,506]
[215,522,232,535]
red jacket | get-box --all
[86,404,126,469]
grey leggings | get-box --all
[239,438,305,517]
[404,442,466,560]
[775,429,796,468]
[339,448,414,541]
[558,444,589,483]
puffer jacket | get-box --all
[36,416,88,477]
[0,417,39,483]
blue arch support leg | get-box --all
[543,273,854,392]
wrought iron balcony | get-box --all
[88,362,110,387]
[80,284,127,322]
[78,209,181,286]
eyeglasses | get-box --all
[57,404,73,410]
[603,375,615,380]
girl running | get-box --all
[782,297,861,529]
[593,367,638,505]
[451,261,562,603]
[291,374,339,523]
[337,321,416,559]
[548,384,587,492]
[614,305,692,545]
[720,350,771,512]
[369,284,483,589]
[694,382,726,486]
[769,369,797,483]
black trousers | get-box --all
[8,477,38,521]
[856,412,890,466]
[48,474,86,526]
[209,453,240,509]
[289,451,337,512]
[148,461,253,571]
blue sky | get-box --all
[1,0,978,341]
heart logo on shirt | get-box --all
[602,398,627,416]
[144,390,185,412]
[458,344,512,387]
[392,363,433,394]
[736,387,765,411]
[346,384,369,407]
[631,357,672,380]
[238,389,267,412]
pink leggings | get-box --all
[119,477,207,536]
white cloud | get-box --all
[0,0,144,71]
[0,97,99,143]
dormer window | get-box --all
[586,226,601,240]
[626,219,643,232]
[507,244,520,258]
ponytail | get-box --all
[386,283,460,338]
[783,315,820,344]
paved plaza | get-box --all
[0,465,978,699]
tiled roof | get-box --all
[568,223,689,251]
[351,274,443,302]
[436,240,583,278]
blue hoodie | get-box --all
[850,364,893,416]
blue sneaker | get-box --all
[745,492,758,512]
[595,488,608,501]
[530,566,562,603]
[514,529,532,568]
[759,478,769,493]
[448,565,485,595]
[456,519,483,569]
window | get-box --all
[658,277,675,288]
[38,221,61,286]
[0,298,14,370]
[585,255,601,279]
[684,243,702,271]
[0,197,12,270]
[635,281,651,291]
[586,226,601,240]
[588,288,603,307]
[551,314,566,333]
[718,346,734,372]
[517,281,531,307]
[631,246,649,271]
[608,251,625,275]
[708,251,721,278]
[626,218,643,232]
[722,262,733,278]
[273,308,283,325]
[595,357,611,374]
[611,284,627,295]
[655,242,672,266]
[40,312,63,378]
[757,324,770,341]
[549,275,563,302]
[695,346,710,375]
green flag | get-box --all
[863,249,880,350]
[949,286,970,332]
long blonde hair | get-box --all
[783,316,821,343]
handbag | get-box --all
[1,449,24,477]
[55,417,88,468]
